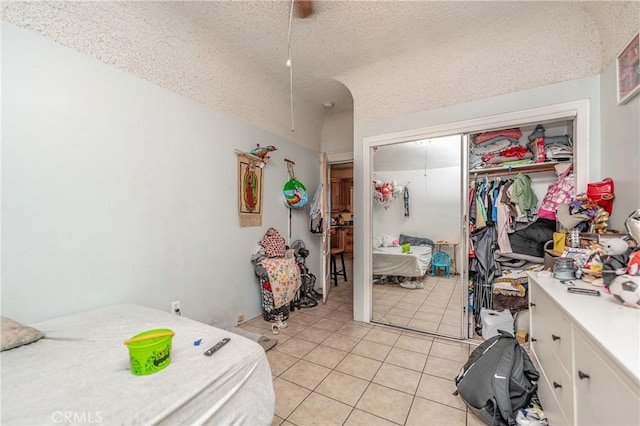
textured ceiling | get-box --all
[2,1,639,144]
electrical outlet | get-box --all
[171,301,181,316]
[237,314,245,324]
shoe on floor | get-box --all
[400,281,417,289]
[414,281,425,289]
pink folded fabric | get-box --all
[473,128,522,145]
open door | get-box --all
[320,153,331,304]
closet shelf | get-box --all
[470,161,566,178]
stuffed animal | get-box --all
[604,238,630,256]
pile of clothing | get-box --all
[470,128,533,170]
[526,124,573,162]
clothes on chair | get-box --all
[431,251,451,278]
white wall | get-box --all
[1,24,321,324]
[372,168,461,240]
[321,110,354,161]
[599,58,640,230]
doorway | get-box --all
[328,162,354,289]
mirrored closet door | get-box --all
[370,135,466,338]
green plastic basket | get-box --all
[125,328,174,376]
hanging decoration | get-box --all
[372,180,404,210]
[238,153,264,227]
[283,159,308,209]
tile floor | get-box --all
[372,274,464,338]
[239,259,482,426]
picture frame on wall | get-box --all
[616,32,640,105]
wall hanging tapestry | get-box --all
[238,154,264,227]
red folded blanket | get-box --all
[473,128,522,145]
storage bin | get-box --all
[480,308,514,340]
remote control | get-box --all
[204,337,230,356]
[567,287,600,296]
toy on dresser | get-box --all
[603,209,640,309]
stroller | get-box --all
[290,239,321,310]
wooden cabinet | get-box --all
[331,178,352,212]
[331,227,353,255]
[529,273,640,426]
[345,227,353,254]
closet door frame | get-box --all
[361,100,590,339]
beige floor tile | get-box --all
[406,397,466,426]
[274,337,318,358]
[278,321,308,337]
[385,347,428,372]
[418,305,446,315]
[424,356,462,380]
[315,370,369,406]
[273,377,311,419]
[288,392,352,426]
[351,339,393,361]
[395,335,433,354]
[335,303,354,313]
[429,341,469,363]
[280,359,332,390]
[337,323,372,339]
[379,313,410,326]
[335,353,382,381]
[312,317,345,332]
[438,323,463,337]
[412,310,445,323]
[387,307,417,318]
[356,383,413,424]
[343,409,397,426]
[364,328,401,346]
[329,311,354,322]
[407,319,439,333]
[281,421,295,426]
[239,324,267,335]
[401,330,435,341]
[271,415,284,426]
[321,332,361,352]
[288,313,323,326]
[295,326,333,344]
[373,363,421,395]
[416,373,467,411]
[267,351,300,376]
[373,298,396,308]
[395,300,423,310]
[303,344,348,369]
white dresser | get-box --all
[528,272,640,425]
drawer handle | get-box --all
[530,303,536,307]
[578,371,590,380]
[530,337,537,342]
[551,334,561,341]
[553,381,562,389]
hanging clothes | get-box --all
[403,187,410,217]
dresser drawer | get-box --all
[540,349,574,424]
[535,363,570,426]
[574,329,640,426]
[530,287,573,375]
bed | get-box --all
[1,304,274,425]
[372,245,433,277]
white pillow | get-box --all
[382,235,395,247]
[373,237,383,249]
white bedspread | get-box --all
[373,245,433,277]
[1,304,274,425]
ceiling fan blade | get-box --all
[295,0,313,18]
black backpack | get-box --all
[454,331,539,426]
